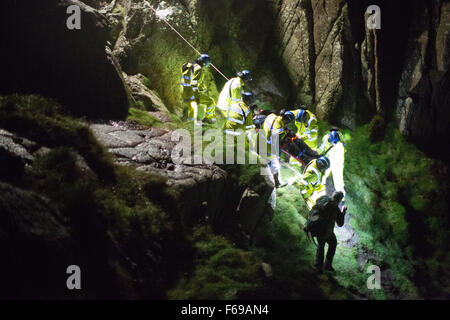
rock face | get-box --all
[273,0,449,149]
[0,0,129,119]
[124,73,170,113]
[2,0,448,152]
[274,0,315,106]
[360,24,381,115]
[313,1,353,124]
[0,129,34,182]
[395,0,450,154]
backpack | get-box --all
[304,195,333,244]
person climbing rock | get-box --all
[291,105,319,150]
[304,191,347,273]
[318,128,346,200]
[181,54,216,124]
[297,155,330,210]
[223,91,255,136]
[217,70,252,118]
[260,110,295,188]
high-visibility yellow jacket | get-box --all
[259,113,286,160]
[224,102,255,135]
[298,159,326,209]
[319,134,346,198]
[292,109,318,149]
[217,77,244,113]
[262,114,285,144]
[181,62,207,102]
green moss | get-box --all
[127,107,162,128]
[382,201,408,243]
[112,3,125,15]
[135,28,219,115]
[344,123,449,298]
[167,225,264,299]
[28,145,170,239]
[141,75,151,89]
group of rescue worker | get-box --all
[181,54,347,272]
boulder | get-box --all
[236,186,275,244]
[273,0,315,105]
[0,0,129,119]
[90,122,230,225]
[124,73,170,113]
[0,182,76,299]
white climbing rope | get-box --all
[146,1,230,81]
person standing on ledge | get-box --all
[217,70,252,118]
[180,54,216,124]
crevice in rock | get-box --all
[305,0,316,103]
[376,0,414,121]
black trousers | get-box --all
[315,233,337,269]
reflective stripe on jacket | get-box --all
[224,102,254,134]
[262,114,285,145]
[218,77,244,112]
[181,62,206,100]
